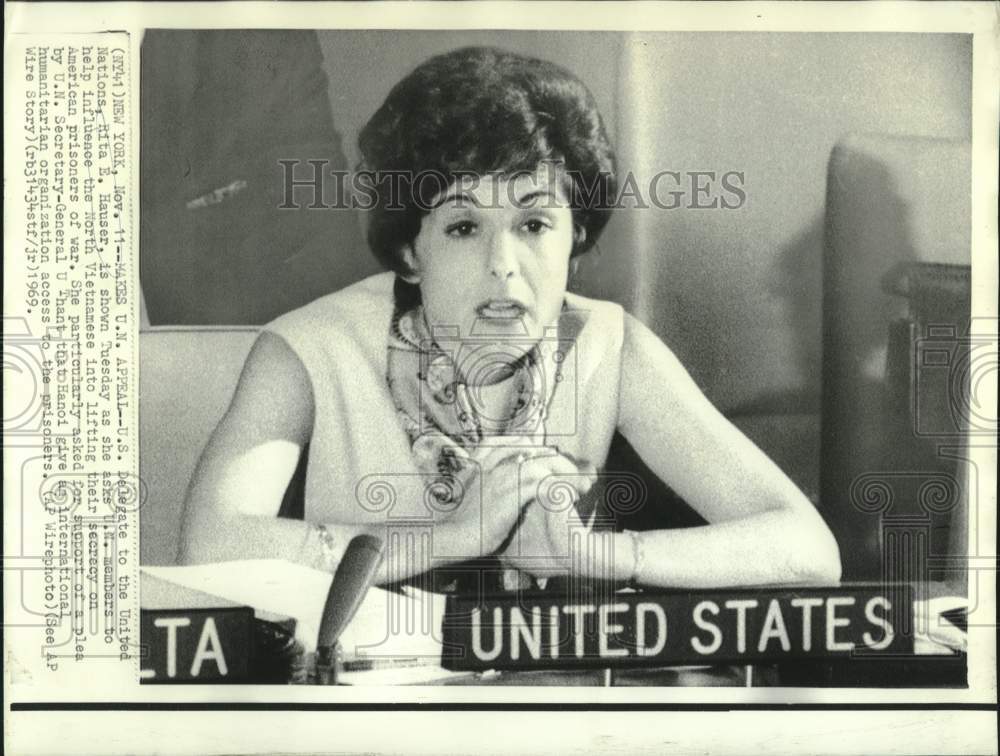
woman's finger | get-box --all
[521,457,595,501]
[471,434,541,457]
[475,441,558,474]
[497,471,587,515]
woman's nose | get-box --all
[488,232,519,280]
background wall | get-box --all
[613,32,971,413]
[317,30,971,413]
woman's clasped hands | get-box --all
[432,434,599,578]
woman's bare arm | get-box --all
[607,314,842,588]
[177,331,527,583]
[177,331,336,568]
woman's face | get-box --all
[405,168,575,370]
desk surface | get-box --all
[439,665,757,687]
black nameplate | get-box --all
[441,586,914,671]
[140,607,254,683]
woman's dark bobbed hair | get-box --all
[358,46,618,276]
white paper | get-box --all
[140,560,446,660]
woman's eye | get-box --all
[445,221,477,238]
[522,218,551,234]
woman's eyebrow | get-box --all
[432,189,480,209]
[515,189,564,207]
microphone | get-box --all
[313,534,385,684]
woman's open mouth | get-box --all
[475,299,527,319]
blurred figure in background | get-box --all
[141,30,373,325]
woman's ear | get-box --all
[400,244,422,284]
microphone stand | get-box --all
[311,534,385,685]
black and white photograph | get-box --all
[137,28,976,687]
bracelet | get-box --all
[627,529,645,587]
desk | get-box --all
[439,665,768,687]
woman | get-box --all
[179,46,841,590]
